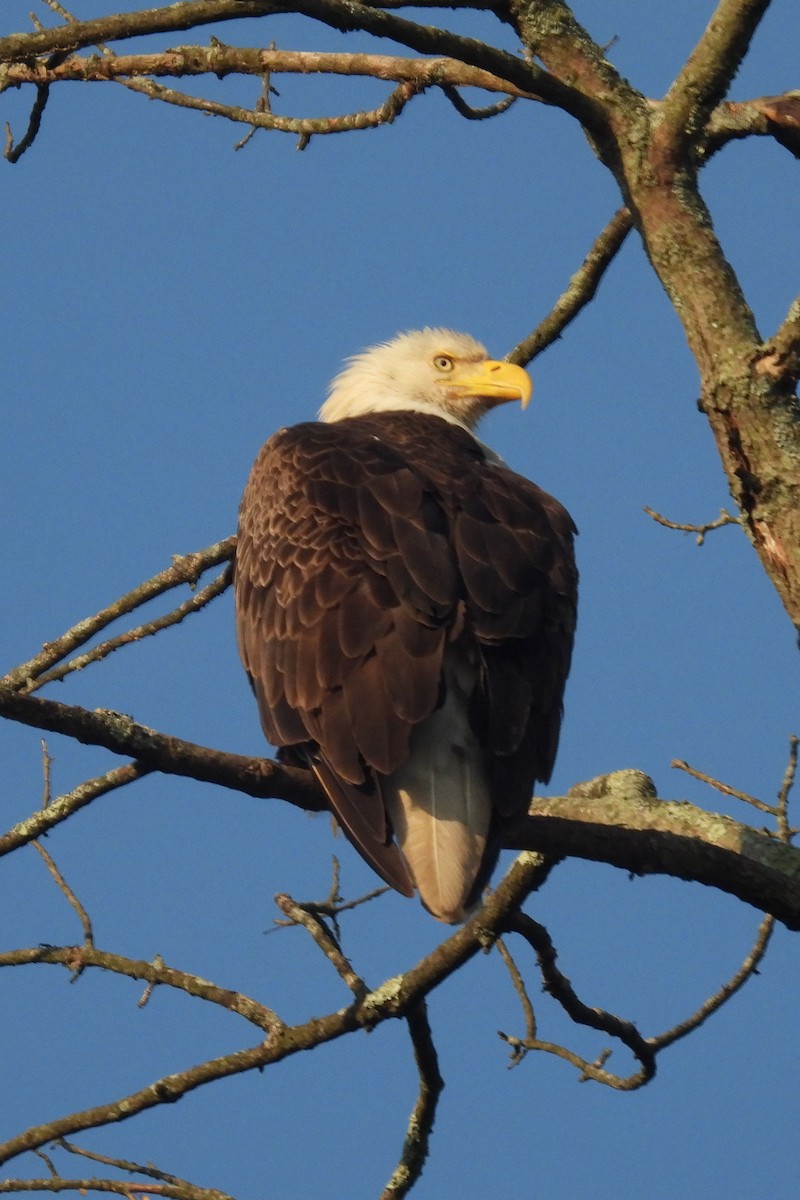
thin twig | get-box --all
[27,565,232,694]
[775,734,799,844]
[495,936,537,1063]
[508,207,633,366]
[503,911,657,1088]
[2,537,236,692]
[441,85,516,119]
[119,74,423,138]
[33,741,95,949]
[1,761,153,858]
[497,1030,652,1090]
[32,842,95,951]
[380,1003,444,1200]
[0,943,283,1031]
[54,1137,231,1197]
[4,83,50,162]
[0,1178,231,1198]
[269,857,389,938]
[651,912,775,1052]
[671,757,778,816]
[644,505,741,545]
[274,892,368,999]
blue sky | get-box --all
[1,2,799,1197]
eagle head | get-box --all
[319,328,531,430]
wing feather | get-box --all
[235,410,577,915]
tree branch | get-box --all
[1,761,152,857]
[121,72,423,139]
[0,686,325,811]
[508,206,633,365]
[2,674,799,928]
[2,537,235,693]
[662,0,773,147]
[704,92,800,160]
[759,292,800,387]
[380,1003,444,1200]
[0,47,531,98]
[510,771,800,931]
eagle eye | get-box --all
[433,354,455,373]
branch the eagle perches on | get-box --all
[1,535,798,929]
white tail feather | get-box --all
[384,649,491,923]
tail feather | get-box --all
[383,649,491,923]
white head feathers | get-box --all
[320,328,531,432]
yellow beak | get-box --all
[450,359,532,409]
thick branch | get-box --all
[705,93,800,159]
[0,47,531,98]
[0,687,324,811]
[0,1,281,62]
[509,772,800,931]
[662,0,773,146]
[2,684,799,927]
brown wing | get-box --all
[235,419,462,893]
[351,415,578,819]
[235,412,577,894]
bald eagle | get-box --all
[235,329,577,923]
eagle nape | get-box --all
[235,329,577,923]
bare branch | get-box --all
[120,73,423,138]
[1,762,152,858]
[671,757,779,817]
[3,82,50,162]
[0,47,532,98]
[0,0,546,102]
[758,293,800,388]
[0,686,325,811]
[0,1179,229,1199]
[380,1003,444,1200]
[27,565,232,694]
[0,1,280,62]
[652,912,775,1052]
[0,852,554,1168]
[776,734,799,844]
[508,208,633,366]
[53,1137,234,1200]
[508,771,800,931]
[644,505,742,545]
[505,911,656,1086]
[507,0,640,130]
[0,943,283,1031]
[495,935,537,1055]
[2,537,235,692]
[663,0,773,146]
[440,85,516,120]
[274,891,369,999]
[269,857,389,937]
[705,92,800,160]
[33,842,95,951]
